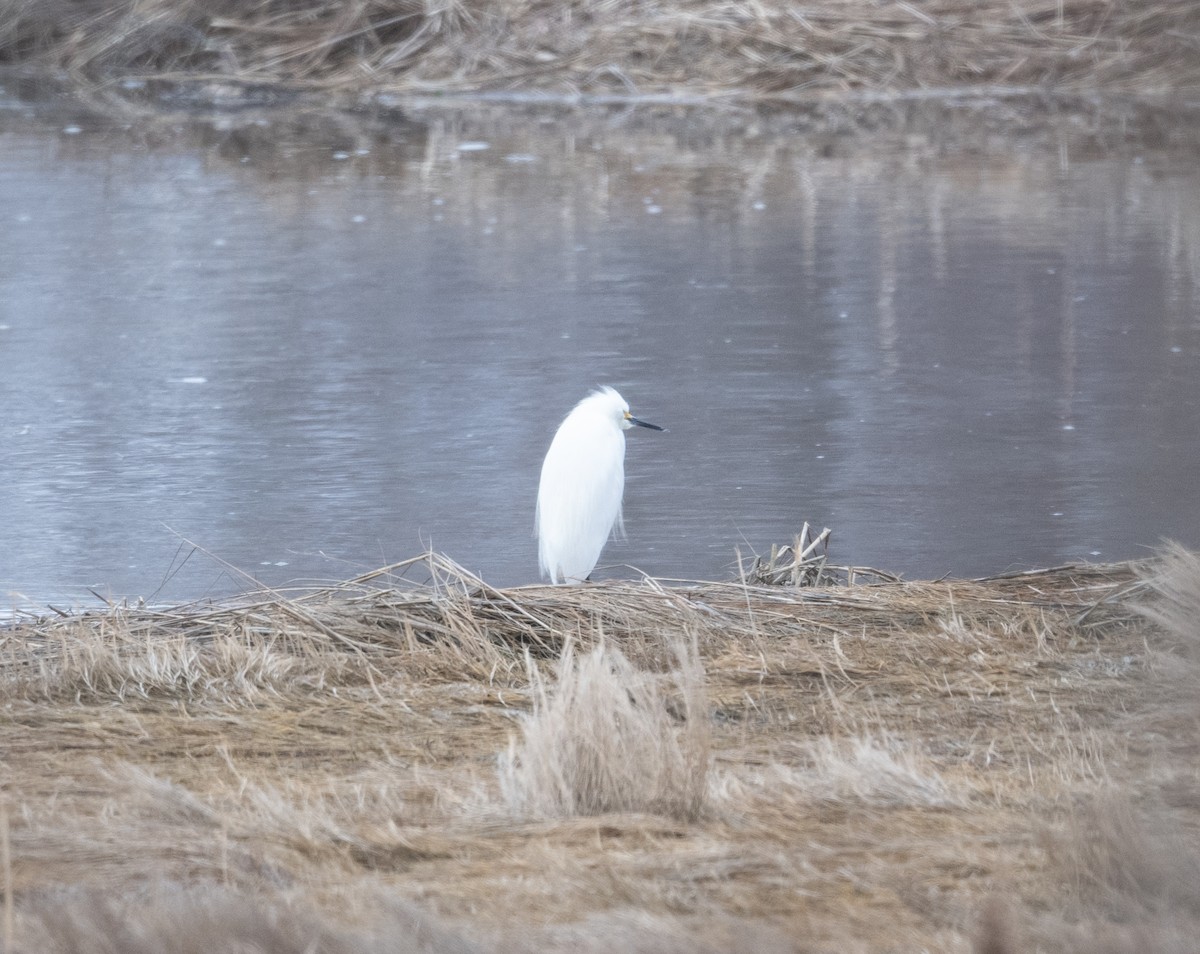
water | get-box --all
[2,98,1198,605]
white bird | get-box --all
[536,387,664,584]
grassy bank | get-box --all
[4,547,1200,951]
[1,0,1198,103]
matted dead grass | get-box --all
[4,545,1200,951]
[0,0,1197,103]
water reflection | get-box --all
[1,99,1198,604]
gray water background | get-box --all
[2,96,1198,606]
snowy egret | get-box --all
[536,387,664,584]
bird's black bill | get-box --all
[629,416,665,432]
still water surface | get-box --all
[2,101,1198,605]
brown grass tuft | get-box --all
[498,633,710,822]
[1054,798,1200,922]
[1012,797,1200,954]
[1135,540,1200,656]
[799,734,960,807]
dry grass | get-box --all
[974,799,1200,953]
[1134,541,1200,661]
[3,547,1200,951]
[498,634,710,821]
[0,0,1197,101]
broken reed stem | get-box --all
[797,524,832,562]
[740,524,843,587]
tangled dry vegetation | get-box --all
[4,545,1200,951]
[0,0,1197,101]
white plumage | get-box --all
[536,387,663,584]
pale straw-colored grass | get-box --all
[794,734,960,807]
[973,542,1200,953]
[498,633,709,821]
[2,548,1195,952]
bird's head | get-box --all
[591,386,665,433]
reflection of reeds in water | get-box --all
[154,103,1198,387]
[6,548,1200,950]
[1,0,1198,97]
[42,87,1193,342]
